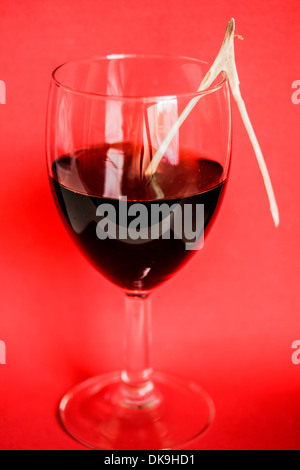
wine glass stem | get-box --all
[120,292,159,408]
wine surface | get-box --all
[49,142,227,291]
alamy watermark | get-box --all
[0,80,6,104]
[0,340,6,365]
[96,198,205,250]
[291,80,300,105]
[291,340,300,365]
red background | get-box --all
[0,0,299,450]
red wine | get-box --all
[49,143,227,291]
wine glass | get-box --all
[46,54,231,450]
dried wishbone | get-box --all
[145,19,279,227]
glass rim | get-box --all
[51,53,228,101]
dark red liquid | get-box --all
[49,143,227,291]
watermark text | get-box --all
[291,340,300,365]
[291,80,300,105]
[0,80,6,104]
[96,198,204,251]
[0,340,6,365]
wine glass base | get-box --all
[59,372,215,450]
